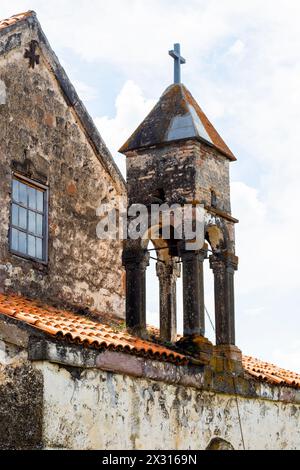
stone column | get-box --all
[181,247,207,337]
[156,259,180,343]
[209,252,238,345]
[122,249,150,335]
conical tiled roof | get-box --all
[119,83,235,161]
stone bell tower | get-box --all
[119,44,240,365]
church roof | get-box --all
[242,356,300,388]
[119,83,236,161]
[0,293,299,389]
[0,293,187,366]
[0,11,126,193]
[0,11,33,31]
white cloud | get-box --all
[5,0,300,89]
[232,180,300,293]
[244,307,265,318]
[272,346,300,374]
[226,39,245,58]
[232,182,266,226]
[72,80,98,103]
[95,80,156,176]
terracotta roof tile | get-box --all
[0,293,187,365]
[0,293,299,388]
[0,11,34,31]
[242,355,300,389]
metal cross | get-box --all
[169,43,186,84]
[24,40,40,69]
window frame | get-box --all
[9,173,49,264]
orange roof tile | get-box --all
[242,355,300,389]
[0,11,34,31]
[0,293,299,388]
[0,293,187,365]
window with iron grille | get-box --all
[9,175,48,263]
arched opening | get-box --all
[204,222,236,346]
[204,225,224,344]
[146,240,160,330]
[204,258,215,344]
[206,224,224,252]
[123,210,237,350]
[206,437,234,450]
[143,223,181,341]
[176,272,183,336]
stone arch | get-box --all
[123,205,238,349]
[205,222,229,253]
[204,216,238,345]
[206,437,234,450]
[141,223,179,261]
[139,223,181,342]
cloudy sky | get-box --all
[2,0,300,372]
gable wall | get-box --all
[0,22,125,317]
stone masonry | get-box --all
[121,83,239,358]
[0,14,126,317]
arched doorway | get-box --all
[206,437,234,450]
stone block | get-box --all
[176,335,213,365]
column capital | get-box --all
[156,259,181,281]
[224,251,239,271]
[179,242,208,262]
[122,249,150,270]
[209,251,238,272]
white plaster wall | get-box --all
[36,362,300,450]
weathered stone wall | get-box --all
[0,339,43,449]
[126,141,198,206]
[0,22,125,317]
[126,140,231,212]
[126,139,235,255]
[35,360,300,450]
[194,144,231,213]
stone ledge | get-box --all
[27,336,300,405]
[0,319,29,348]
[2,316,299,404]
[212,345,243,374]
